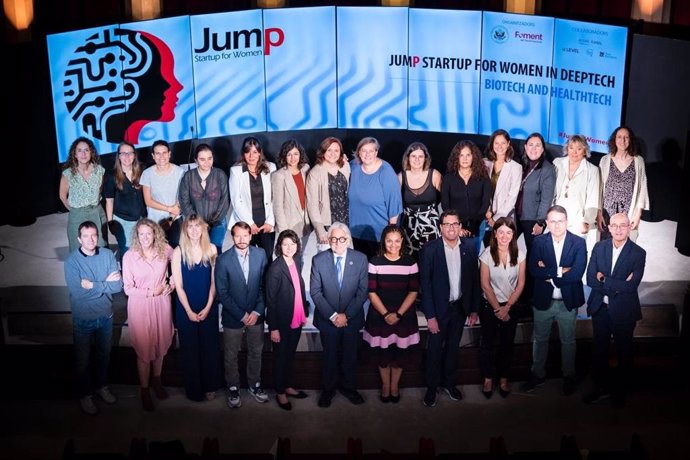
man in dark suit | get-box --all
[585,213,646,407]
[419,210,480,407]
[215,221,269,409]
[523,205,587,396]
[310,222,368,408]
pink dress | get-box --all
[123,245,175,363]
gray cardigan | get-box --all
[519,158,556,222]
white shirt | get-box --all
[443,239,462,302]
[550,236,565,300]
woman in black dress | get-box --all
[362,225,420,403]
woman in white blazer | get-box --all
[228,136,277,261]
[597,126,649,241]
[271,139,311,248]
[305,137,351,251]
[483,129,523,247]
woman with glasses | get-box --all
[140,139,185,247]
[363,225,420,403]
[597,126,649,241]
[59,137,107,251]
[104,142,147,261]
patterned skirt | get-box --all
[402,204,440,256]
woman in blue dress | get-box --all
[171,214,221,401]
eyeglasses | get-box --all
[609,223,630,230]
[119,151,135,156]
[440,222,461,228]
[329,237,348,244]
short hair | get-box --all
[546,204,568,219]
[194,143,213,160]
[607,125,640,157]
[277,139,308,169]
[563,134,591,158]
[440,209,461,223]
[401,142,431,171]
[78,220,99,237]
[275,229,302,257]
[485,129,515,161]
[354,137,380,163]
[378,224,408,257]
[231,221,252,236]
[328,222,352,241]
[316,137,346,167]
[152,139,170,151]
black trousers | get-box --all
[425,300,467,389]
[478,302,518,379]
[251,231,275,262]
[591,304,636,391]
[273,326,302,394]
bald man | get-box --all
[585,213,646,408]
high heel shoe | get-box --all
[140,387,154,411]
[379,394,391,403]
[151,375,168,400]
[482,381,494,399]
[389,393,400,403]
[275,395,292,411]
[499,385,511,398]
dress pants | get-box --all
[273,326,302,394]
[531,300,577,379]
[320,323,360,392]
[591,304,636,392]
[425,300,467,389]
[223,323,264,388]
[479,302,518,379]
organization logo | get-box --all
[63,28,182,144]
[491,26,508,43]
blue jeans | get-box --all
[111,215,137,259]
[531,300,577,379]
[73,315,113,397]
[209,217,227,254]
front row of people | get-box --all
[65,204,645,415]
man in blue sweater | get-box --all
[64,220,123,415]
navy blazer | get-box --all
[265,256,310,332]
[529,231,587,311]
[418,237,480,320]
[586,239,646,323]
[309,248,368,331]
[215,246,268,329]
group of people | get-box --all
[62,126,648,415]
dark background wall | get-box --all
[1,1,689,251]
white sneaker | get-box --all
[79,396,98,415]
[227,386,242,408]
[96,386,117,404]
[248,382,269,403]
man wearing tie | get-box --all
[523,205,587,396]
[585,213,646,408]
[419,210,480,407]
[310,222,368,408]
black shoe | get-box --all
[379,394,391,403]
[499,386,511,399]
[339,388,364,405]
[584,388,611,404]
[287,390,308,399]
[317,390,333,408]
[390,393,400,404]
[481,381,493,399]
[275,395,292,411]
[423,387,437,407]
[562,376,577,396]
[442,385,463,401]
[521,374,546,393]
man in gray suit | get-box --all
[310,222,368,408]
[215,221,269,409]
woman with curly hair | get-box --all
[123,218,175,411]
[59,137,107,251]
[441,140,492,239]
